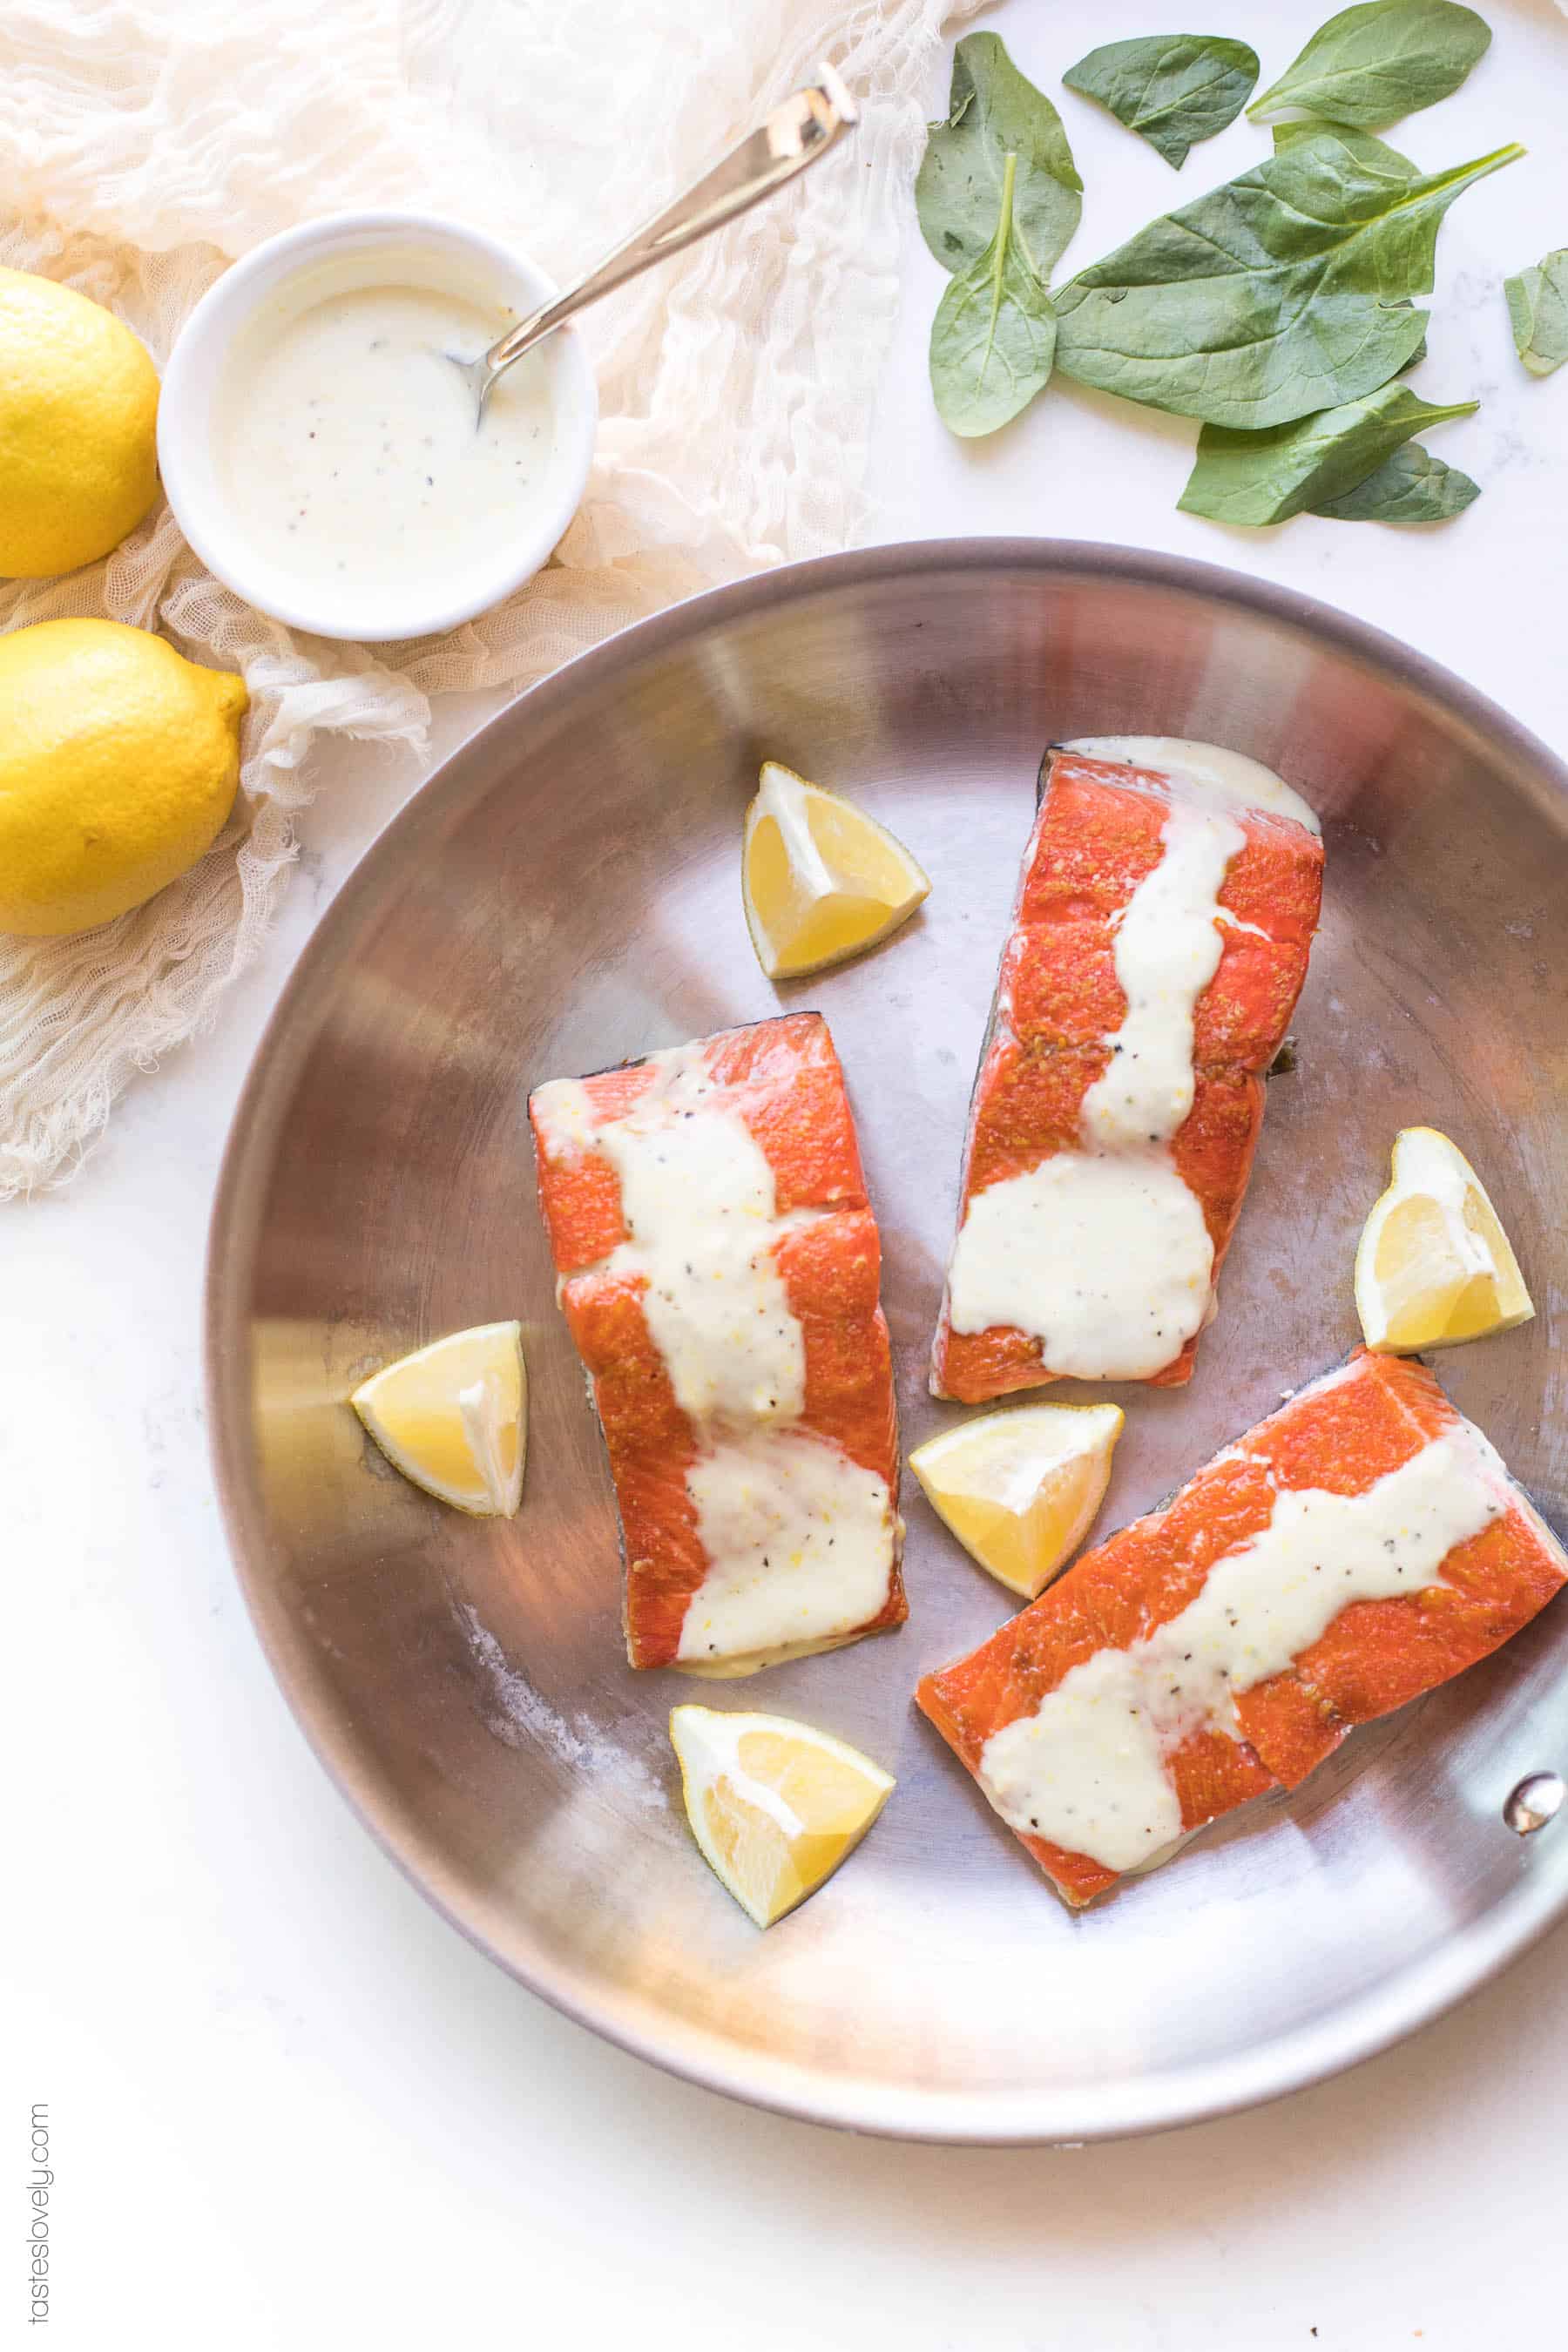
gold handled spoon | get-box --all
[449,64,857,424]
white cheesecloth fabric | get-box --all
[0,0,980,1198]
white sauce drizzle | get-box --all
[978,1429,1504,1873]
[531,1077,596,1159]
[943,1152,1213,1382]
[680,1433,896,1668]
[535,1044,895,1666]
[592,1059,805,1427]
[1078,800,1243,1152]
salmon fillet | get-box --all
[931,749,1324,1400]
[531,1012,906,1673]
[917,1350,1567,1905]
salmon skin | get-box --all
[917,1350,1567,1906]
[530,1011,906,1673]
[931,748,1324,1400]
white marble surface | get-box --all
[11,3,1568,2345]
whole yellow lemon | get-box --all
[0,269,161,578]
[0,620,248,936]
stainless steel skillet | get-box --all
[206,540,1568,2143]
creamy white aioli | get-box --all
[680,1432,897,1667]
[530,1077,597,1160]
[945,739,1313,1382]
[943,1152,1213,1381]
[979,1429,1504,1872]
[1078,800,1243,1152]
[217,269,558,609]
[535,1044,896,1666]
[594,1068,806,1427]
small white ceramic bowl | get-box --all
[158,211,598,643]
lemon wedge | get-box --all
[669,1705,895,1928]
[742,760,929,979]
[351,1321,526,1515]
[1355,1128,1534,1354]
[909,1403,1124,1598]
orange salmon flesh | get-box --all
[916,1350,1567,1905]
[931,750,1324,1400]
[530,1011,906,1670]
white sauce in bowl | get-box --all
[215,274,558,612]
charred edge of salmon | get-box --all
[929,747,1322,1401]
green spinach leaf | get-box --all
[1396,307,1429,371]
[1178,383,1477,524]
[1062,35,1259,170]
[1248,2,1491,130]
[1308,439,1480,517]
[1273,133,1426,369]
[1053,126,1519,427]
[929,152,1058,437]
[917,33,1082,279]
[1272,115,1343,147]
[1504,249,1568,376]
